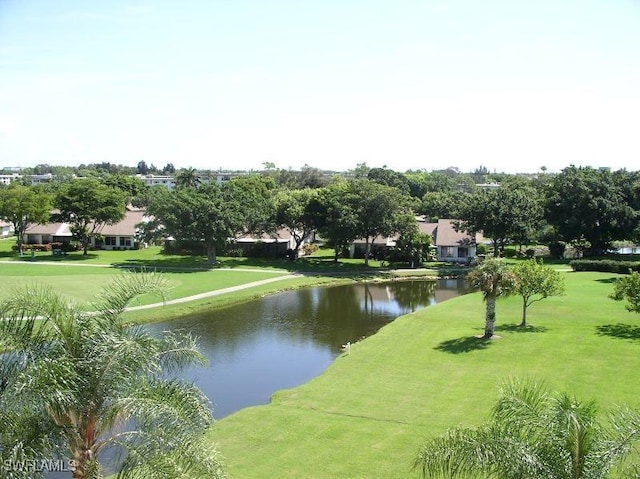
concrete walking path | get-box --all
[125,273,301,312]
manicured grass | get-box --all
[207,271,640,478]
[0,262,289,307]
[122,275,351,324]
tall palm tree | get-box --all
[0,273,225,479]
[414,379,640,479]
[466,258,518,338]
[174,167,201,189]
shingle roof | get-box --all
[25,222,72,236]
[431,219,482,246]
[94,210,146,236]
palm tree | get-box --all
[414,379,640,479]
[0,273,225,479]
[466,258,518,338]
[174,167,201,189]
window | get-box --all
[104,236,117,246]
[120,237,132,247]
[441,246,455,258]
[458,247,468,258]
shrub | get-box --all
[225,248,245,258]
[524,248,536,259]
[570,259,640,274]
[13,243,52,252]
[548,241,566,259]
[51,242,78,253]
[504,249,518,258]
[476,244,487,255]
[302,243,319,256]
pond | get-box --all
[146,278,468,419]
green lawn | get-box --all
[0,262,289,307]
[207,271,640,479]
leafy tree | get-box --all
[136,160,149,175]
[367,167,410,195]
[102,174,149,203]
[414,379,640,479]
[316,182,360,263]
[275,188,321,259]
[0,273,225,479]
[459,184,542,257]
[162,162,176,174]
[349,179,414,266]
[175,167,201,189]
[0,183,52,254]
[420,191,463,221]
[513,259,565,327]
[466,258,518,338]
[147,177,274,263]
[55,179,127,255]
[610,271,640,314]
[544,166,638,256]
[391,223,432,267]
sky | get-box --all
[1,0,640,174]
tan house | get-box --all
[23,209,148,250]
[234,228,314,257]
[349,218,482,263]
[420,218,482,263]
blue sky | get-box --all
[1,0,640,173]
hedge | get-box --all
[570,259,640,274]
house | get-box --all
[233,228,313,257]
[24,222,73,245]
[23,209,148,250]
[348,218,482,263]
[349,235,396,259]
[0,220,14,237]
[91,209,148,250]
[421,218,482,263]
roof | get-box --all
[25,222,72,237]
[94,210,147,237]
[235,228,294,243]
[352,235,398,246]
[430,219,482,247]
[25,210,148,238]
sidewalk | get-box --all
[125,273,301,311]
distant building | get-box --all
[135,174,177,190]
[0,174,21,185]
[29,173,53,185]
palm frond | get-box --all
[92,271,168,324]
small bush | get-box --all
[302,243,319,256]
[524,248,536,259]
[51,242,78,253]
[504,249,518,258]
[226,248,245,258]
[476,244,487,255]
[570,259,640,274]
[13,243,52,252]
[548,241,566,259]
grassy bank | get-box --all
[207,271,640,478]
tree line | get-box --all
[1,165,640,261]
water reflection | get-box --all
[146,278,467,419]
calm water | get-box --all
[46,279,466,478]
[146,278,467,419]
